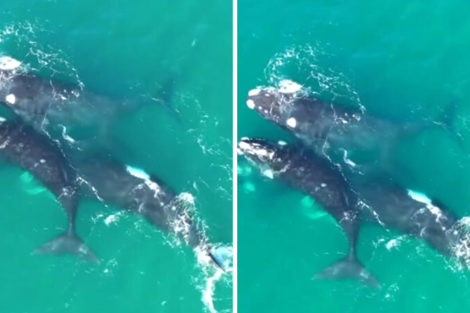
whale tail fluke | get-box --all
[149,74,183,125]
[314,256,380,288]
[33,231,99,263]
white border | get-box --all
[232,0,238,310]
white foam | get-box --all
[246,99,255,109]
[0,56,21,70]
[105,214,118,225]
[407,189,432,204]
[248,89,261,96]
[287,117,297,128]
[6,94,15,104]
[126,165,150,180]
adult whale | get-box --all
[0,116,97,261]
[237,137,379,287]
[240,138,470,279]
[0,67,180,146]
[72,152,230,271]
[246,87,462,169]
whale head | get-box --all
[246,88,295,126]
[238,137,292,179]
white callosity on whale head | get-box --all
[238,141,251,152]
[6,94,15,104]
[248,89,261,96]
[287,117,297,128]
[0,56,21,71]
[278,79,302,94]
[246,99,255,109]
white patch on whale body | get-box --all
[407,189,432,204]
[126,165,150,181]
[6,94,16,104]
[287,117,297,128]
[246,99,255,109]
[248,89,261,96]
[262,169,274,179]
[0,116,6,123]
[277,140,287,146]
[407,189,444,222]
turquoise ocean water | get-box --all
[238,1,470,312]
[0,1,232,313]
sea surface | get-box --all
[0,1,232,313]
[238,1,470,312]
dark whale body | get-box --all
[238,137,379,287]
[355,177,470,267]
[240,137,470,284]
[73,153,227,270]
[0,69,180,150]
[246,87,461,170]
[0,117,96,261]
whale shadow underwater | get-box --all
[239,137,470,287]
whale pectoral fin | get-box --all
[314,256,380,288]
[33,231,99,263]
[207,246,233,272]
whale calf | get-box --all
[72,152,230,271]
[238,137,379,287]
[0,116,96,261]
[246,87,462,169]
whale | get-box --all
[0,68,179,148]
[0,116,97,262]
[352,175,470,269]
[240,137,470,280]
[245,87,462,171]
[72,152,230,271]
[237,137,379,287]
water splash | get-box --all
[263,43,363,110]
[195,245,233,313]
